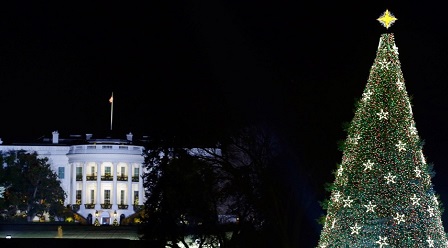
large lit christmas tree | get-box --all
[317,10,448,247]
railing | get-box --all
[133,205,143,212]
[71,204,80,212]
[118,204,129,209]
[68,144,144,155]
[85,204,95,209]
[101,175,113,181]
[79,174,137,181]
[117,175,128,181]
[101,204,112,209]
[86,175,97,181]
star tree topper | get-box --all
[377,9,397,29]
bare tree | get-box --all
[140,124,297,247]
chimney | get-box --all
[86,134,93,140]
[0,138,2,145]
[52,131,59,144]
[126,132,133,142]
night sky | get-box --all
[1,1,448,246]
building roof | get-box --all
[0,131,151,147]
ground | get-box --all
[0,223,145,248]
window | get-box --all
[58,167,65,179]
[120,190,125,205]
[76,190,82,204]
[105,166,111,176]
[76,167,83,181]
[104,190,111,205]
[90,190,95,204]
[121,167,125,175]
[134,191,139,205]
[132,167,140,182]
[91,166,95,175]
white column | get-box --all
[96,162,101,207]
[82,162,86,205]
[71,163,77,204]
[128,163,132,206]
[113,162,117,208]
[138,164,144,205]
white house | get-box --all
[0,131,147,225]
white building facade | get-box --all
[0,131,146,225]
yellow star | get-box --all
[377,9,397,29]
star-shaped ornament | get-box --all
[410,194,421,206]
[420,151,426,164]
[408,102,414,115]
[427,236,435,247]
[384,173,396,184]
[362,89,373,102]
[414,166,421,178]
[377,9,397,29]
[393,212,405,224]
[332,191,341,202]
[409,125,417,135]
[392,43,399,54]
[337,166,344,176]
[396,79,404,90]
[427,206,434,217]
[343,196,353,207]
[378,37,383,50]
[378,58,391,70]
[377,109,389,120]
[396,141,406,152]
[350,134,361,144]
[364,201,376,213]
[363,160,374,171]
[376,236,389,248]
[350,223,362,235]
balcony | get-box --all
[101,204,112,209]
[117,175,128,181]
[68,144,144,156]
[101,174,113,181]
[71,204,80,212]
[118,204,129,209]
[133,205,143,212]
[86,175,97,181]
[132,176,139,182]
[76,175,82,181]
[84,204,95,209]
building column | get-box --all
[82,162,86,205]
[96,162,101,207]
[138,164,143,205]
[113,162,117,208]
[71,162,77,205]
[128,163,132,206]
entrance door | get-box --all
[101,217,110,225]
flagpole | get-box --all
[110,92,114,131]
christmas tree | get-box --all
[317,10,448,247]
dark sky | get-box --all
[2,1,448,246]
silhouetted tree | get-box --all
[194,124,289,248]
[140,124,298,248]
[140,146,224,248]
